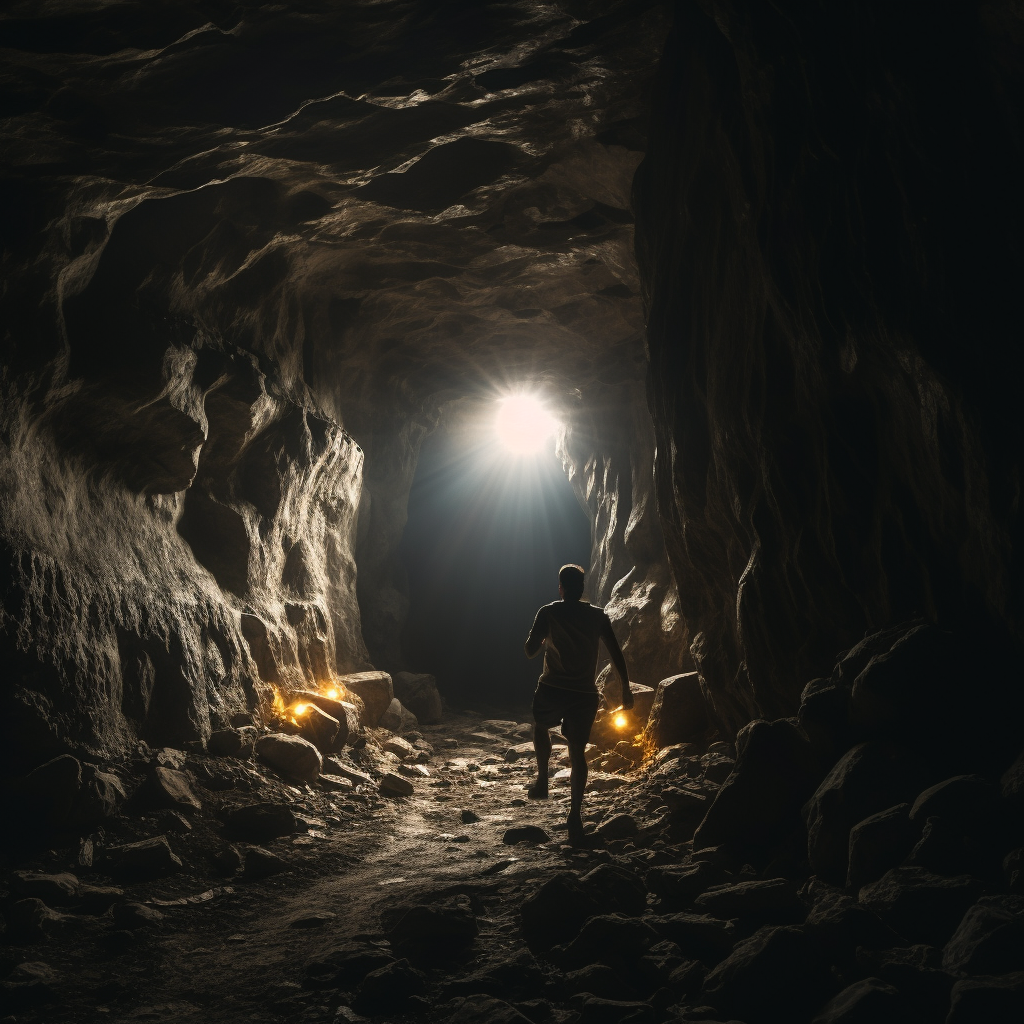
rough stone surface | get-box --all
[142,767,202,812]
[340,673,394,729]
[254,733,322,782]
[942,896,1024,976]
[846,803,915,889]
[379,698,419,734]
[107,836,182,878]
[809,978,901,1024]
[379,772,414,797]
[392,672,443,724]
[224,802,299,840]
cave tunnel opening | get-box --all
[399,399,592,712]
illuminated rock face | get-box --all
[0,1,675,764]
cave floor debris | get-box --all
[2,709,684,1024]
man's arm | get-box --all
[524,607,548,659]
[600,614,632,707]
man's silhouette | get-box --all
[524,563,632,844]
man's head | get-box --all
[558,563,586,601]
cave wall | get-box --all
[634,0,1024,734]
[0,0,679,764]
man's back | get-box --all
[527,599,613,692]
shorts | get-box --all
[532,683,600,744]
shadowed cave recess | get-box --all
[2,2,1024,1023]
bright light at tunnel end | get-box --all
[494,393,558,456]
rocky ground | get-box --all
[3,684,1024,1024]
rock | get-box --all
[319,773,354,791]
[441,737,460,748]
[444,994,533,1024]
[647,912,736,964]
[72,769,128,823]
[562,963,637,999]
[112,902,164,928]
[694,879,804,922]
[637,938,685,984]
[107,835,182,877]
[942,895,1024,975]
[853,943,951,1016]
[597,814,639,841]
[141,766,202,811]
[14,755,81,829]
[798,676,852,765]
[213,844,245,875]
[904,815,985,877]
[946,972,1024,1023]
[154,808,193,833]
[846,803,915,889]
[383,736,416,757]
[803,887,903,955]
[580,862,647,917]
[668,957,708,998]
[308,942,395,987]
[505,741,536,761]
[11,872,80,905]
[76,884,125,914]
[392,671,443,724]
[293,703,341,752]
[588,773,629,792]
[353,957,427,1013]
[208,727,257,758]
[858,867,983,946]
[703,757,735,786]
[557,913,659,970]
[578,996,656,1024]
[224,802,299,839]
[460,808,481,824]
[809,977,901,1024]
[1,960,60,1007]
[503,825,550,845]
[660,785,710,825]
[803,742,928,884]
[521,872,603,952]
[909,774,1000,828]
[385,895,478,957]
[154,747,187,769]
[380,698,418,733]
[1001,748,1024,812]
[287,909,337,928]
[323,760,374,787]
[643,672,708,747]
[694,718,822,854]
[701,925,837,1023]
[379,772,414,797]
[8,899,66,942]
[255,733,322,781]
[340,671,394,726]
[243,846,289,879]
[645,861,726,908]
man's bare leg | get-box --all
[529,724,551,798]
[567,739,588,843]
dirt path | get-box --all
[7,709,638,1024]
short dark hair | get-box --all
[559,563,585,600]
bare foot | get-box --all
[527,780,548,799]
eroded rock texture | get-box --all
[635,2,1024,733]
[0,1,676,762]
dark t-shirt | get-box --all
[525,600,616,692]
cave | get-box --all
[1,2,1023,1022]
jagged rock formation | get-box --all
[0,0,678,763]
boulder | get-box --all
[521,872,602,951]
[254,733,322,781]
[942,895,1024,975]
[853,944,952,1019]
[11,872,80,905]
[701,925,837,1023]
[323,759,374,787]
[946,972,1024,1024]
[645,861,726,908]
[208,727,257,758]
[379,772,414,797]
[444,994,533,1024]
[597,814,639,841]
[380,698,418,733]
[140,767,201,812]
[660,786,710,826]
[353,957,427,1013]
[803,742,928,884]
[557,913,659,970]
[8,899,66,942]
[385,895,478,957]
[798,677,852,766]
[694,717,821,854]
[72,769,127,823]
[694,878,804,923]
[846,803,915,889]
[648,912,736,964]
[503,825,550,845]
[224,802,299,839]
[580,862,647,917]
[383,735,416,758]
[904,815,985,877]
[107,835,182,877]
[307,942,395,987]
[243,846,289,879]
[643,672,708,747]
[909,774,1001,828]
[858,867,983,946]
[339,671,394,727]
[392,671,443,724]
[76,884,125,914]
[802,885,902,956]
[809,977,901,1024]
[293,703,341,753]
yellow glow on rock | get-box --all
[614,714,628,729]
[326,688,339,699]
[294,704,308,715]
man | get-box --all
[524,563,632,844]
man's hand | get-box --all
[621,682,634,710]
